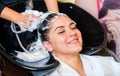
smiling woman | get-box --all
[39,12,83,54]
[38,12,120,76]
[0,1,119,76]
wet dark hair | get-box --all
[38,12,66,41]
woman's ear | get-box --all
[42,41,53,52]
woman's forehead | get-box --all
[48,16,76,32]
[50,16,73,26]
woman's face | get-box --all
[43,16,82,56]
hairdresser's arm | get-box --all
[75,0,98,19]
[44,0,59,12]
[0,6,30,28]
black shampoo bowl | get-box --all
[0,0,107,76]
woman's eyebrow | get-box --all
[54,21,76,31]
[69,21,76,26]
[55,26,64,31]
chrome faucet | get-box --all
[26,0,33,10]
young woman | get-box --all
[38,12,120,76]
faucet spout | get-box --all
[26,0,34,10]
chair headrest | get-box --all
[0,0,107,72]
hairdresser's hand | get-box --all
[16,10,43,32]
[17,14,39,29]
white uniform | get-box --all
[47,54,120,76]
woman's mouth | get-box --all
[68,39,79,44]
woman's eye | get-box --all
[58,30,65,34]
[71,25,77,29]
[72,26,76,29]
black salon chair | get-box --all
[0,0,107,76]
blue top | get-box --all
[0,0,20,14]
[0,2,5,14]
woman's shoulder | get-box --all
[81,54,120,75]
[81,54,118,63]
